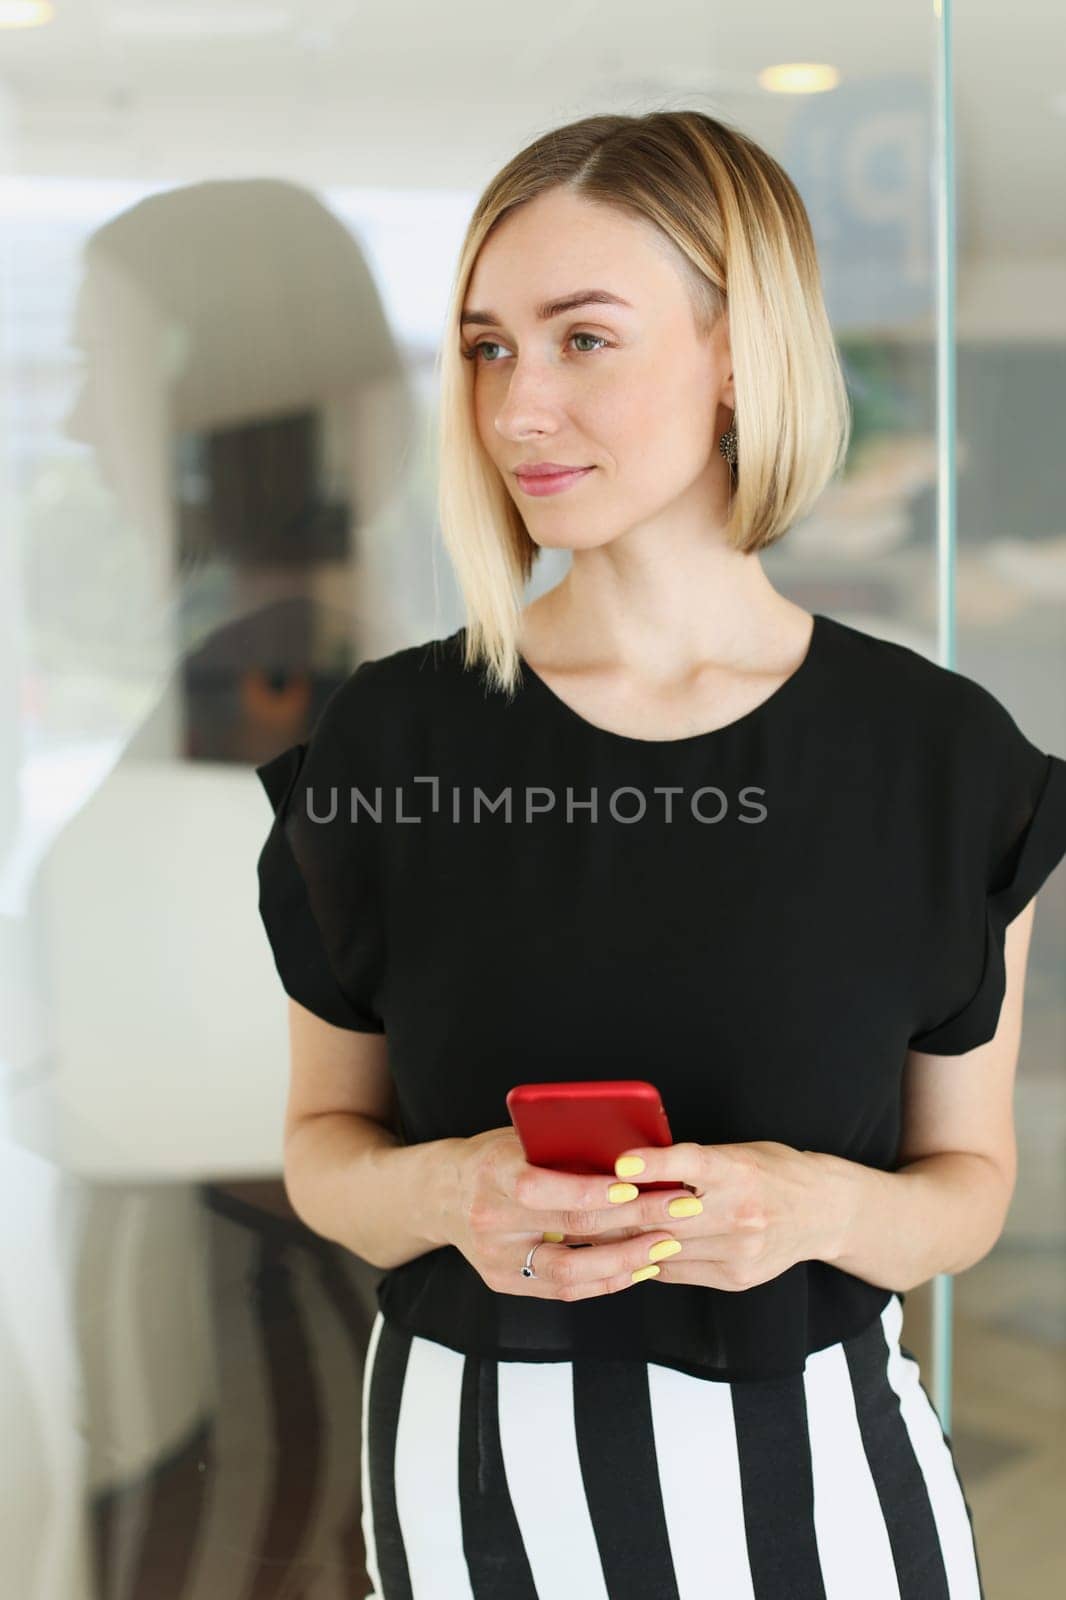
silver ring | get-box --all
[521,1240,548,1278]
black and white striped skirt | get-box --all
[359,1291,984,1599]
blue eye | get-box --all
[461,331,610,363]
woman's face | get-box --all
[461,186,735,554]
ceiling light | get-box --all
[759,63,840,96]
[0,0,53,26]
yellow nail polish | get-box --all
[631,1264,660,1283]
[608,1182,639,1204]
[667,1195,703,1218]
[615,1155,645,1177]
[542,1231,565,1243]
[648,1238,682,1262]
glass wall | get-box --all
[1,2,1062,1594]
[928,4,1066,1589]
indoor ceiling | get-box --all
[0,0,1063,257]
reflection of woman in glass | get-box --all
[21,177,416,1593]
[59,175,416,771]
[257,111,1066,1597]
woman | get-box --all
[255,111,1066,1599]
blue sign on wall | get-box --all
[781,74,936,330]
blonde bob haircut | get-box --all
[436,109,851,696]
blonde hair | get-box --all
[436,110,851,695]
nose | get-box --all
[492,360,567,442]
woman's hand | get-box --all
[443,1131,831,1298]
[606,1138,831,1291]
[443,1126,698,1299]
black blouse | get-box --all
[254,612,1066,1381]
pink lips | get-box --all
[515,466,595,497]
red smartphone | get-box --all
[506,1079,680,1193]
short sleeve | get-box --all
[908,691,1066,1056]
[254,672,386,1033]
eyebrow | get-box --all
[459,288,634,330]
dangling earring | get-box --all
[719,409,738,468]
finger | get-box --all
[642,1256,754,1291]
[535,1186,707,1238]
[611,1140,720,1191]
[523,1232,682,1299]
[512,1160,698,1218]
[554,1224,651,1246]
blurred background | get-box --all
[0,1,1063,1595]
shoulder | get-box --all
[313,629,470,757]
[818,613,1030,749]
[819,615,1062,876]
[322,629,465,711]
